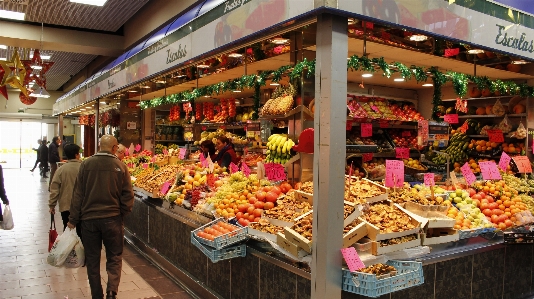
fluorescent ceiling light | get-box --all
[70,0,108,6]
[41,54,51,60]
[29,86,50,98]
[155,80,166,84]
[271,37,289,45]
[228,53,243,58]
[0,58,5,61]
[197,64,210,69]
[467,49,484,54]
[0,45,7,49]
[141,85,151,89]
[233,90,242,93]
[512,60,530,64]
[409,34,428,42]
[362,73,373,78]
[422,83,433,87]
[270,82,280,86]
[127,90,138,93]
[394,78,405,82]
[100,101,106,104]
[0,10,25,21]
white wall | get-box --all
[0,90,63,115]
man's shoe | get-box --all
[43,176,48,178]
[106,291,117,299]
[30,169,34,172]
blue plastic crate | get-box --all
[191,234,246,263]
[192,217,248,250]
[342,260,424,298]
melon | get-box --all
[485,105,494,115]
[513,104,526,114]
[475,107,486,115]
[469,87,482,98]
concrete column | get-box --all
[312,13,347,299]
[58,115,64,159]
[94,102,100,152]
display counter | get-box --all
[124,192,534,299]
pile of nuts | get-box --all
[263,196,312,223]
[292,213,313,241]
[300,182,314,194]
[343,218,362,234]
[364,201,416,233]
[379,234,418,246]
[249,219,284,234]
[344,204,356,219]
[134,165,181,193]
[357,263,397,276]
[345,178,385,204]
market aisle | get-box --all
[0,168,161,299]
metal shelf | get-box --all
[442,95,514,102]
[455,113,526,118]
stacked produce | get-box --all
[241,152,265,167]
[194,129,249,147]
[442,131,469,164]
[344,178,386,204]
[387,129,418,149]
[169,105,181,121]
[362,158,386,180]
[265,134,295,164]
[363,201,416,233]
[133,164,182,195]
[262,191,312,224]
[261,84,296,116]
[388,184,446,206]
[195,103,202,120]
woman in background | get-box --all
[214,136,239,168]
[200,140,216,161]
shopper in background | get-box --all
[39,139,49,178]
[214,136,239,168]
[30,139,42,172]
[115,144,126,161]
[200,139,216,161]
[68,135,134,299]
[48,136,61,187]
[49,144,82,236]
[0,164,9,225]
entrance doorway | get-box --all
[0,121,51,169]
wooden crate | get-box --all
[365,202,421,241]
[276,232,308,258]
[422,228,459,245]
[371,235,421,255]
[343,219,368,248]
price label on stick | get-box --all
[142,163,149,169]
[160,181,171,195]
[443,114,459,124]
[385,160,404,188]
[199,153,206,163]
[498,152,511,172]
[371,105,379,112]
[479,161,502,180]
[487,129,504,143]
[264,163,287,181]
[151,156,156,163]
[424,173,435,186]
[163,149,168,156]
[513,156,533,173]
[361,123,373,137]
[229,162,239,174]
[135,144,141,152]
[395,147,409,159]
[241,163,251,177]
[179,148,186,160]
[362,153,373,162]
[341,247,365,272]
[461,162,477,186]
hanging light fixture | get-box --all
[29,83,50,98]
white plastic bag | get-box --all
[47,228,78,267]
[2,205,13,230]
[64,238,85,268]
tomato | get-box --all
[504,219,513,227]
[271,186,282,195]
[265,192,278,203]
[236,212,244,219]
[254,217,261,222]
[242,219,250,226]
[247,206,255,214]
[264,202,275,210]
[253,208,263,217]
[238,204,247,212]
[480,203,489,210]
[262,186,273,193]
[485,196,494,203]
[249,197,257,204]
[482,209,492,216]
[281,182,292,193]
[489,203,498,210]
[491,214,499,223]
[254,201,265,209]
[255,191,267,201]
[247,214,255,222]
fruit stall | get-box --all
[52,1,534,298]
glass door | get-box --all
[0,121,47,168]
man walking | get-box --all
[30,139,41,172]
[49,144,82,236]
[68,135,134,299]
[39,139,49,178]
[48,136,61,186]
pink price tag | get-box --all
[370,105,379,112]
[487,129,504,143]
[160,181,171,195]
[379,120,389,128]
[163,149,168,155]
[513,156,532,173]
[498,152,511,172]
[444,48,460,57]
[402,131,411,137]
[199,153,206,163]
[479,161,502,180]
[461,162,477,186]
[385,160,404,188]
[443,114,459,124]
[179,148,186,160]
[242,163,251,177]
[151,156,156,163]
[395,147,409,159]
[361,123,372,137]
[341,247,365,272]
[424,173,435,186]
[264,163,287,181]
[346,120,353,131]
[229,162,239,174]
[362,153,373,162]
[124,148,129,156]
[142,163,149,169]
[135,144,141,152]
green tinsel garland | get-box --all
[394,62,412,80]
[429,67,447,121]
[373,57,391,78]
[448,72,469,98]
[411,66,427,83]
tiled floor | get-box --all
[0,168,192,299]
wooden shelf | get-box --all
[455,113,526,118]
[442,95,514,102]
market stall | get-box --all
[52,0,534,298]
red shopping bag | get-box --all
[48,214,58,252]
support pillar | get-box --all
[94,101,100,152]
[312,13,348,299]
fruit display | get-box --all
[362,158,386,180]
[344,178,386,204]
[262,192,312,224]
[261,84,296,116]
[442,132,469,163]
[502,142,526,155]
[291,213,313,241]
[511,123,527,139]
[429,152,449,165]
[241,152,265,167]
[389,184,446,206]
[445,189,493,230]
[374,133,394,152]
[347,99,368,118]
[265,134,295,164]
[344,162,366,178]
[299,181,313,194]
[195,129,249,147]
[502,173,534,194]
[402,158,426,171]
[363,201,417,233]
[169,105,181,121]
[467,139,501,156]
[386,129,418,149]
[379,234,418,247]
[249,219,284,234]
[133,164,182,195]
[195,221,240,241]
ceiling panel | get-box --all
[0,0,151,32]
